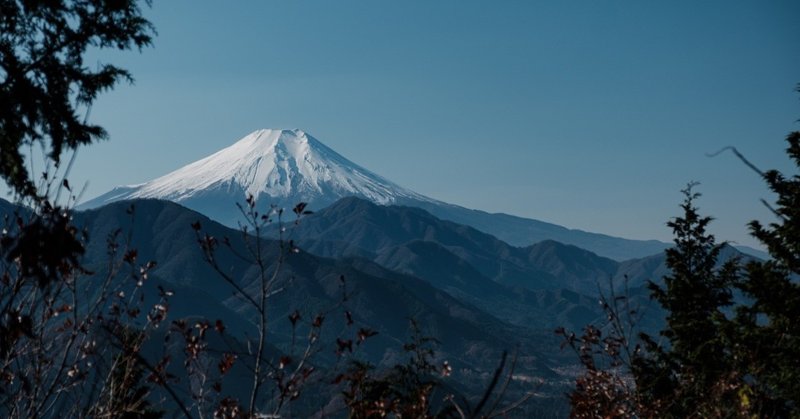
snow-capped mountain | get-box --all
[81,129,672,260]
[81,129,436,224]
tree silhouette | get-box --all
[561,92,800,417]
[729,128,800,415]
[634,185,741,417]
[0,0,154,199]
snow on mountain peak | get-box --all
[77,130,673,261]
[80,129,433,216]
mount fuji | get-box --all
[81,129,436,224]
[80,129,670,260]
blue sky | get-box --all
[18,1,800,248]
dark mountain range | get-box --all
[278,197,637,331]
[0,194,757,413]
[75,199,553,365]
[286,197,757,333]
[0,197,579,408]
[289,197,619,294]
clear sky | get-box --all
[15,1,800,249]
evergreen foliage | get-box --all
[730,129,800,416]
[634,185,741,416]
[0,0,154,198]
[562,103,800,417]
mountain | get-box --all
[287,197,759,329]
[80,129,433,226]
[2,198,566,402]
[289,198,666,330]
[290,197,619,295]
[407,200,671,260]
[0,194,756,411]
[285,197,623,329]
[613,242,758,290]
[80,128,672,260]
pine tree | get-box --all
[564,98,800,417]
[634,184,740,417]
[730,130,800,417]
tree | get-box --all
[0,2,161,417]
[729,129,800,416]
[561,92,800,418]
[0,0,154,200]
[558,185,744,417]
[633,185,741,417]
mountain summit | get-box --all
[80,129,433,224]
[81,129,672,260]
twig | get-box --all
[706,146,786,220]
[471,351,507,418]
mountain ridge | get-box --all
[78,129,677,260]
